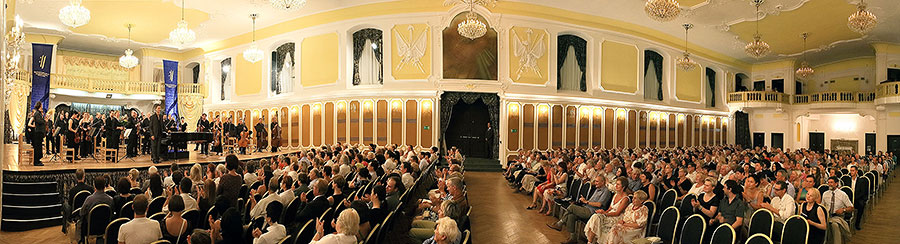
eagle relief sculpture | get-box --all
[513,28,545,80]
[395,25,428,74]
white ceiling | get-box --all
[15,0,900,66]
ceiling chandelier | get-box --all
[644,0,681,22]
[744,0,770,59]
[457,1,487,40]
[795,32,814,79]
[243,14,264,63]
[270,0,307,10]
[676,23,698,71]
[847,0,877,34]
[169,0,196,45]
[58,0,90,28]
[119,24,139,69]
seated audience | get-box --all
[251,201,286,244]
[310,208,360,244]
[118,194,163,244]
[606,190,650,244]
[585,177,631,244]
[422,217,461,244]
[161,195,191,243]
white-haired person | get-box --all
[310,208,359,244]
[422,217,462,244]
[605,190,649,244]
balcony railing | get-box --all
[793,91,875,104]
[727,91,790,104]
[877,81,900,99]
[15,70,205,96]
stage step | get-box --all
[463,157,503,172]
[1,180,63,232]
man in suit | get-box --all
[31,102,46,166]
[126,110,139,158]
[254,117,267,153]
[105,110,121,150]
[485,122,494,158]
[295,179,329,228]
[196,113,210,155]
[236,118,250,154]
[150,105,164,164]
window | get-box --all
[644,50,664,100]
[888,68,900,82]
[271,42,295,94]
[557,34,586,91]
[705,67,716,107]
[352,28,383,85]
[221,58,232,101]
[772,79,784,93]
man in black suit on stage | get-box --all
[150,104,164,164]
[125,110,139,157]
[31,102,46,166]
[105,110,121,151]
[196,113,210,155]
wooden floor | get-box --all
[2,143,300,172]
[1,171,897,244]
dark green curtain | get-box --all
[706,68,716,107]
[557,35,587,91]
[644,50,664,100]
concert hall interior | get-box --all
[2,0,900,244]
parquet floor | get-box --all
[849,174,899,244]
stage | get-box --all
[2,143,301,172]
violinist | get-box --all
[67,111,81,161]
[79,113,92,158]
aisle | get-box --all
[851,174,899,244]
[465,172,567,244]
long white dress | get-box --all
[358,39,381,85]
[585,194,630,243]
[279,54,293,93]
[559,45,582,91]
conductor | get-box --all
[150,104,164,164]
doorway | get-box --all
[809,132,825,152]
[771,133,784,149]
[866,133,876,155]
[888,135,900,156]
[753,133,765,149]
[753,81,765,91]
[772,79,784,93]
[440,92,500,160]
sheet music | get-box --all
[124,129,133,137]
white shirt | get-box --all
[253,223,286,244]
[339,164,352,178]
[118,217,163,244]
[181,193,199,212]
[401,173,415,189]
[278,190,295,206]
[770,195,795,221]
[309,233,358,244]
[822,189,853,214]
[251,193,282,220]
[244,173,258,186]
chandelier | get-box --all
[270,0,307,10]
[58,0,90,28]
[119,24,139,69]
[676,23,698,71]
[795,33,814,79]
[5,16,26,100]
[644,0,681,22]
[169,0,196,45]
[744,0,770,59]
[457,2,487,40]
[847,0,877,34]
[243,14,264,63]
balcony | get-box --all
[15,70,205,96]
[726,91,790,108]
[876,81,900,105]
[727,90,875,109]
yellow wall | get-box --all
[235,53,262,96]
[58,49,141,81]
[301,33,339,87]
[141,48,191,62]
[600,41,638,93]
[391,24,432,80]
[751,59,795,73]
[508,27,549,84]
[676,67,702,102]
[814,57,874,74]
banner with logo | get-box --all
[164,60,179,124]
[31,43,53,112]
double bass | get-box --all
[238,130,251,148]
[271,122,282,149]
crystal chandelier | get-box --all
[270,0,306,10]
[119,24,139,69]
[847,0,877,34]
[795,33,814,79]
[58,0,90,28]
[457,2,487,40]
[243,14,264,63]
[744,0,770,59]
[644,0,681,22]
[676,23,698,71]
[169,0,196,45]
[5,16,26,100]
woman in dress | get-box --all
[525,161,552,209]
[691,177,720,222]
[539,162,569,216]
[801,188,827,244]
[161,195,191,243]
[606,190,650,244]
[742,174,765,227]
[585,177,632,244]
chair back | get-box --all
[643,201,656,236]
[105,189,117,197]
[679,194,696,219]
[104,218,129,244]
[781,215,809,244]
[679,214,706,244]
[745,233,773,244]
[578,182,592,199]
[320,207,335,234]
[839,168,849,175]
[147,196,166,216]
[240,184,249,200]
[87,204,112,236]
[149,212,166,222]
[656,206,680,244]
[817,185,829,196]
[293,219,316,244]
[282,197,301,226]
[710,223,736,244]
[150,241,172,244]
[73,190,91,209]
[129,187,143,195]
[863,174,876,195]
[660,189,677,208]
[363,223,381,244]
[748,208,775,237]
[276,235,292,244]
[462,229,471,244]
[119,201,134,219]
[840,186,854,201]
[182,209,200,231]
[840,175,851,188]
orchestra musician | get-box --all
[236,118,250,155]
[44,113,54,155]
[53,111,67,155]
[270,115,281,153]
[93,113,105,151]
[196,113,210,155]
[211,115,223,155]
[179,117,188,132]
[30,102,46,166]
[105,110,122,155]
[223,116,235,152]
[150,104,164,164]
[165,114,177,133]
[67,111,81,161]
[126,110,139,158]
[141,113,151,155]
[254,117,267,153]
[79,113,92,158]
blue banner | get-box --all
[164,60,179,124]
[31,43,53,112]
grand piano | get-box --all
[161,132,214,159]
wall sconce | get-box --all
[660,113,668,121]
[508,103,519,114]
[580,107,590,117]
[291,106,299,113]
[337,101,346,110]
[677,114,685,122]
[422,99,432,110]
[594,108,602,116]
[392,100,402,110]
[650,112,659,121]
[538,104,549,115]
[722,119,728,126]
[313,104,321,112]
[363,100,373,110]
[616,109,626,120]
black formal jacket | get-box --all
[33,111,47,135]
[296,195,330,225]
[150,113,164,139]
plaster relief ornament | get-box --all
[513,28,545,80]
[395,26,428,74]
